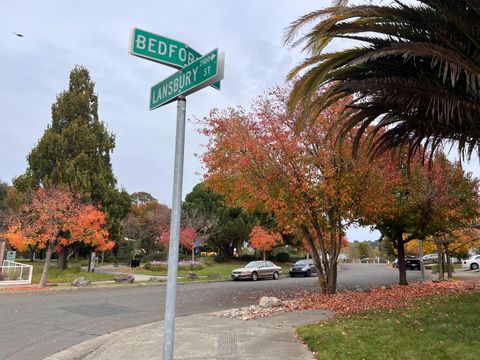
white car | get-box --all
[422,253,439,264]
[462,255,480,270]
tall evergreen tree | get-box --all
[15,66,131,267]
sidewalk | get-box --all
[46,309,332,360]
[89,265,167,282]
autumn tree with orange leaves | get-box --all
[200,86,386,294]
[362,151,480,284]
[249,226,283,260]
[3,187,113,287]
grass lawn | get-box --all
[116,261,293,281]
[298,293,480,360]
[25,261,114,284]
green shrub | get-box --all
[431,264,455,274]
[143,262,168,272]
[273,252,291,263]
[69,265,81,273]
[201,257,215,267]
[239,254,258,262]
[142,252,166,262]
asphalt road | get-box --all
[0,264,422,360]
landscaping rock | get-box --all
[114,273,135,284]
[150,276,167,282]
[186,272,199,280]
[381,285,391,290]
[355,288,365,293]
[71,277,91,287]
[259,296,282,308]
[212,302,289,320]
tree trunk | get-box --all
[301,226,327,293]
[445,245,453,279]
[39,240,54,288]
[57,247,67,271]
[436,242,444,281]
[28,245,35,262]
[396,240,408,285]
[326,262,338,294]
[263,251,266,261]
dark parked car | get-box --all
[405,257,421,270]
[289,259,317,277]
[393,257,421,270]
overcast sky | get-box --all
[2,1,478,242]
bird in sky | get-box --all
[12,32,24,37]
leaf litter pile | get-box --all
[212,280,479,320]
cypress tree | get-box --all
[15,66,131,268]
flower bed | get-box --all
[144,260,204,271]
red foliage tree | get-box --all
[3,187,112,287]
[200,86,384,293]
[249,226,283,260]
[159,227,196,253]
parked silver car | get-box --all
[231,261,282,281]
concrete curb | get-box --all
[45,324,149,360]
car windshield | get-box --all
[244,261,262,268]
[294,260,310,266]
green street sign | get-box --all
[6,250,16,262]
[150,48,224,110]
[129,28,220,90]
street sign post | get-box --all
[150,48,224,110]
[130,28,224,360]
[129,28,220,90]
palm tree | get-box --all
[285,0,480,159]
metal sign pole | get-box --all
[163,96,186,360]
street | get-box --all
[0,264,422,360]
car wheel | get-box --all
[273,271,279,280]
[471,263,479,270]
[305,270,311,277]
[251,272,258,281]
